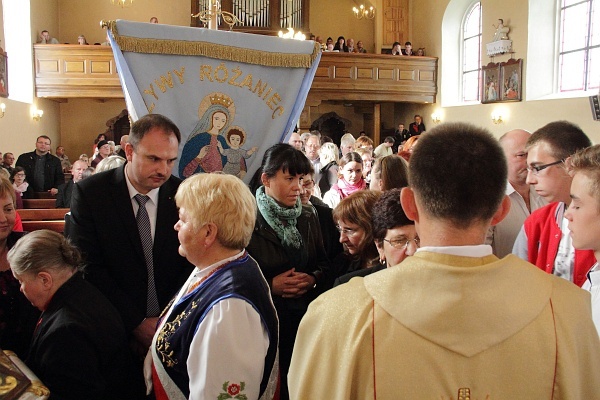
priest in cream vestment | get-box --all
[288,122,600,400]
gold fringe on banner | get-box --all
[100,20,319,69]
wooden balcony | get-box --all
[34,44,122,99]
[309,52,437,104]
[34,45,438,103]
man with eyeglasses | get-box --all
[303,134,322,196]
[487,129,547,257]
[16,135,64,195]
[513,121,594,287]
[289,122,600,399]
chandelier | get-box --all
[192,0,240,31]
[352,4,375,20]
[111,0,133,7]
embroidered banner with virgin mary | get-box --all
[105,20,320,183]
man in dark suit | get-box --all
[16,135,64,195]
[68,114,193,367]
[56,159,88,208]
[393,123,410,153]
[408,114,426,136]
[117,134,128,158]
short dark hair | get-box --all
[262,143,312,178]
[393,41,400,47]
[409,122,507,228]
[526,120,591,161]
[384,136,395,144]
[129,114,181,148]
[226,128,245,146]
[320,135,333,145]
[405,41,412,46]
[372,188,413,242]
[36,135,51,144]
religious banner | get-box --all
[105,20,320,183]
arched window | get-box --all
[558,0,598,92]
[462,2,482,102]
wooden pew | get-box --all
[21,220,66,233]
[18,208,69,221]
[32,192,55,199]
[22,199,57,209]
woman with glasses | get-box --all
[373,188,419,266]
[10,167,32,208]
[331,190,382,283]
[334,188,418,286]
[246,143,329,400]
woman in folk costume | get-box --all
[145,173,279,400]
[246,143,330,400]
[323,151,367,208]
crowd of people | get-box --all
[0,113,599,398]
[0,132,129,209]
[307,34,425,56]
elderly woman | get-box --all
[247,143,329,400]
[7,230,135,399]
[331,190,382,281]
[373,188,419,265]
[370,155,409,191]
[0,177,37,358]
[147,173,278,400]
[335,188,418,285]
[95,154,126,173]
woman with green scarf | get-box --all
[247,143,330,400]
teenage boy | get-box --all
[565,144,600,334]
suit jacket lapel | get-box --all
[112,166,146,262]
[153,178,176,259]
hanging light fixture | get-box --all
[111,0,133,8]
[352,4,375,20]
[192,0,240,31]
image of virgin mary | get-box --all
[179,100,232,178]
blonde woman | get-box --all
[318,142,339,195]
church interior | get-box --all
[0,0,597,161]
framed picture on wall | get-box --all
[0,48,7,98]
[481,62,500,104]
[500,58,523,102]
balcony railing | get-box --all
[34,44,437,103]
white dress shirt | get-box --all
[487,182,546,258]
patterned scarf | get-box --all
[331,177,367,199]
[256,186,303,249]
